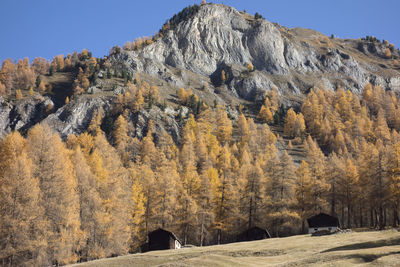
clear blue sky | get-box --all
[1,0,399,62]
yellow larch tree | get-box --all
[337,158,359,228]
[268,151,300,236]
[239,149,265,230]
[283,108,297,137]
[113,115,130,164]
[130,175,146,251]
[0,132,47,266]
[390,143,400,226]
[295,161,314,233]
[257,105,273,123]
[26,124,82,265]
[215,105,232,145]
[215,145,239,244]
[91,133,131,256]
[305,136,330,213]
[72,148,103,261]
[178,122,201,244]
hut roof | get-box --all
[237,226,271,241]
[149,228,182,244]
[307,213,339,228]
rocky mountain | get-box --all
[1,3,399,141]
[110,3,400,100]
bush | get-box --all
[254,12,263,20]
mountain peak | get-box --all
[110,3,399,103]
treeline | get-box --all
[0,50,102,101]
[1,81,400,266]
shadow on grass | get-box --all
[322,237,400,253]
[346,251,400,263]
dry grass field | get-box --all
[70,230,400,267]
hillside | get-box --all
[70,230,400,267]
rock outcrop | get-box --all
[43,96,112,139]
[0,96,54,137]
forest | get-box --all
[1,51,400,266]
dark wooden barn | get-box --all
[236,226,271,242]
[147,228,182,251]
[307,213,340,234]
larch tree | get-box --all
[153,155,180,230]
[325,153,343,217]
[257,105,273,123]
[133,89,145,111]
[178,88,188,105]
[268,151,299,236]
[0,133,47,266]
[284,108,297,137]
[197,169,215,246]
[305,136,330,212]
[237,113,250,147]
[338,158,359,228]
[26,124,82,265]
[91,133,131,256]
[390,143,400,226]
[295,161,314,233]
[51,55,65,71]
[0,59,15,92]
[0,82,6,96]
[215,105,232,145]
[294,112,306,138]
[215,145,239,244]
[113,115,130,164]
[239,149,265,231]
[134,164,156,242]
[72,148,103,261]
[178,122,201,244]
[129,173,146,251]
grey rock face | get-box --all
[131,106,181,144]
[109,4,399,100]
[231,72,278,101]
[0,96,54,137]
[44,96,112,139]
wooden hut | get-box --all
[147,228,182,251]
[307,213,339,234]
[236,226,271,242]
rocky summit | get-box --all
[110,3,400,99]
[1,3,399,140]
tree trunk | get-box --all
[248,179,254,229]
[370,208,374,228]
[379,205,384,229]
[200,213,205,247]
[330,183,336,216]
[217,175,226,245]
[347,203,351,228]
[184,223,188,245]
[383,207,387,228]
[394,204,399,227]
[341,204,345,228]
